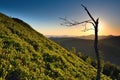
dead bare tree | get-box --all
[59,4,101,80]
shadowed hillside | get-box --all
[99,36,120,65]
[0,13,111,80]
[50,36,120,66]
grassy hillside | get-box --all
[0,13,111,80]
[50,37,120,66]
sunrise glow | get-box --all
[1,0,119,36]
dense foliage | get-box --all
[0,13,111,80]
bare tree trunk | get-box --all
[94,18,101,80]
[60,5,102,80]
[82,5,101,80]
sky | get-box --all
[0,0,120,36]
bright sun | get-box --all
[98,20,106,35]
[98,23,102,30]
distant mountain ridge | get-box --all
[48,35,117,40]
[0,13,111,79]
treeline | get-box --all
[69,47,120,80]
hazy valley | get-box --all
[50,35,120,66]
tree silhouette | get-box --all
[60,4,101,80]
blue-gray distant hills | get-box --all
[50,35,120,66]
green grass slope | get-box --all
[0,13,111,80]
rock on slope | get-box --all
[0,13,111,80]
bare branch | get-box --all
[81,4,96,23]
[59,16,67,21]
[59,17,74,26]
[88,22,95,26]
[59,17,93,27]
[81,22,94,32]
